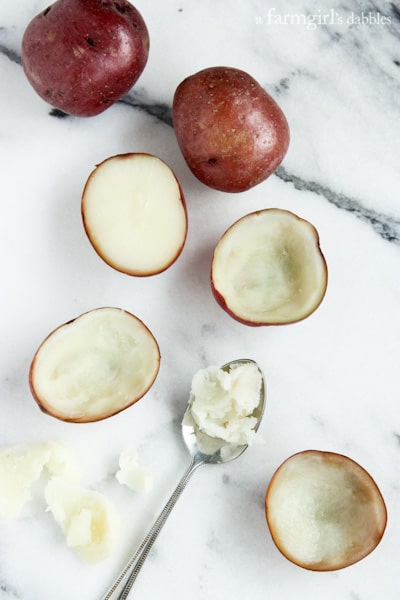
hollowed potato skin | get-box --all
[211,209,328,326]
[265,450,387,571]
[29,307,161,423]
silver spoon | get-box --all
[101,358,265,600]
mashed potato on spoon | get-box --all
[189,362,262,446]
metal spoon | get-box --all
[101,358,265,600]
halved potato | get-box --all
[211,209,327,325]
[29,307,160,423]
[265,450,387,571]
[82,153,188,276]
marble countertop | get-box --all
[1,0,400,598]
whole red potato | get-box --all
[172,67,290,193]
[21,0,149,117]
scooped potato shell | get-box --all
[211,209,328,326]
[29,307,160,423]
[265,450,387,571]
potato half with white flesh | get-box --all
[265,450,387,571]
[29,307,160,423]
[211,209,327,325]
[82,153,188,276]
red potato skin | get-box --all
[210,279,264,327]
[21,0,149,117]
[29,307,161,423]
[265,450,387,571]
[81,153,188,276]
[172,67,290,193]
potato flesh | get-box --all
[0,441,120,562]
[45,478,120,563]
[189,363,262,445]
[267,452,387,570]
[82,155,187,275]
[212,210,326,324]
[0,442,80,521]
[116,447,153,492]
[31,308,159,421]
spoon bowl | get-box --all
[182,358,265,465]
[102,358,265,600]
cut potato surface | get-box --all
[82,153,187,275]
[29,307,160,422]
[265,450,387,571]
[211,209,327,325]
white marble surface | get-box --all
[1,0,400,598]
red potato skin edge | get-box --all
[21,0,149,117]
[29,307,161,423]
[265,449,388,571]
[81,153,188,276]
[210,209,328,326]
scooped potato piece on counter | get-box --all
[45,478,120,563]
[116,447,154,493]
[0,442,80,522]
[29,307,160,423]
[172,66,290,192]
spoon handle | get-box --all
[100,456,203,600]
